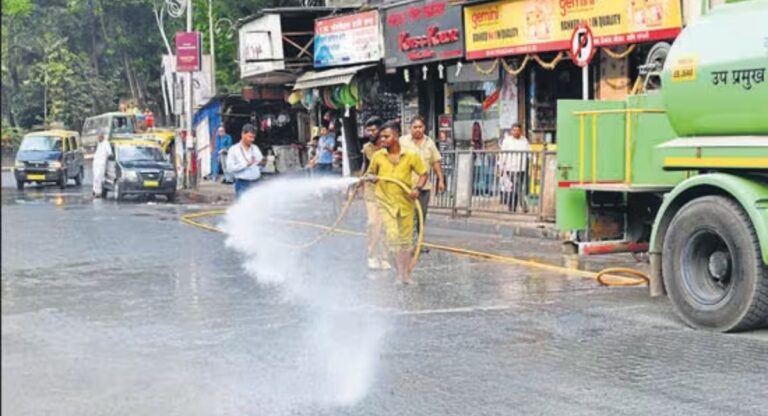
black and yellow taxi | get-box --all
[13,129,85,190]
[101,139,177,201]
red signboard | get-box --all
[176,32,202,72]
[383,0,464,68]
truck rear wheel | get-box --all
[663,196,768,332]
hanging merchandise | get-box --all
[276,112,291,127]
[349,80,360,103]
[331,85,346,110]
[340,84,357,108]
[438,64,445,79]
[422,65,428,80]
[287,91,302,105]
[301,89,314,110]
[404,68,410,83]
[323,88,337,109]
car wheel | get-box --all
[16,180,24,191]
[662,196,768,332]
[58,172,67,189]
[75,167,83,186]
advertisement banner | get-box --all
[464,0,682,60]
[383,0,464,68]
[176,32,202,72]
[314,11,382,68]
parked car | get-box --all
[101,139,177,202]
[13,130,84,191]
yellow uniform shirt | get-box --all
[365,148,427,217]
[399,134,441,190]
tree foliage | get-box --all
[2,0,285,132]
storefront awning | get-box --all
[292,64,375,90]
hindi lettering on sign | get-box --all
[751,67,766,85]
[732,69,753,90]
[711,71,728,86]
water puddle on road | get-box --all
[223,176,386,410]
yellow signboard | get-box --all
[464,0,682,60]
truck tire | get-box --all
[663,196,768,332]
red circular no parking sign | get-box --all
[570,23,595,68]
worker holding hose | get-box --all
[364,121,428,285]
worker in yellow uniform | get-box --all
[364,121,428,285]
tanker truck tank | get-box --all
[661,0,768,137]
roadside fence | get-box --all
[428,149,557,220]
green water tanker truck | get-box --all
[555,0,768,332]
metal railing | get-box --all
[427,149,557,219]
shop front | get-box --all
[290,9,387,175]
[381,0,465,140]
[463,0,684,144]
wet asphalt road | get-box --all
[2,170,767,416]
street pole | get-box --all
[186,0,196,189]
[582,66,588,100]
[208,0,216,96]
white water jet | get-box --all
[222,176,387,409]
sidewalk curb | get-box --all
[427,215,565,241]
[178,189,233,205]
[176,188,564,241]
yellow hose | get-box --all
[179,181,647,287]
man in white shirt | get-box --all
[92,135,112,197]
[497,123,531,212]
[226,124,266,198]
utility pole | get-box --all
[186,0,196,189]
[209,0,216,96]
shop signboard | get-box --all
[314,11,382,68]
[383,0,464,68]
[464,0,683,60]
[239,14,285,79]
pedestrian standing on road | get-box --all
[498,122,531,212]
[226,124,266,199]
[364,121,428,285]
[212,126,233,183]
[92,134,112,198]
[400,116,445,252]
[361,116,390,270]
[315,126,335,174]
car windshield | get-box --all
[19,136,62,152]
[118,145,165,162]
